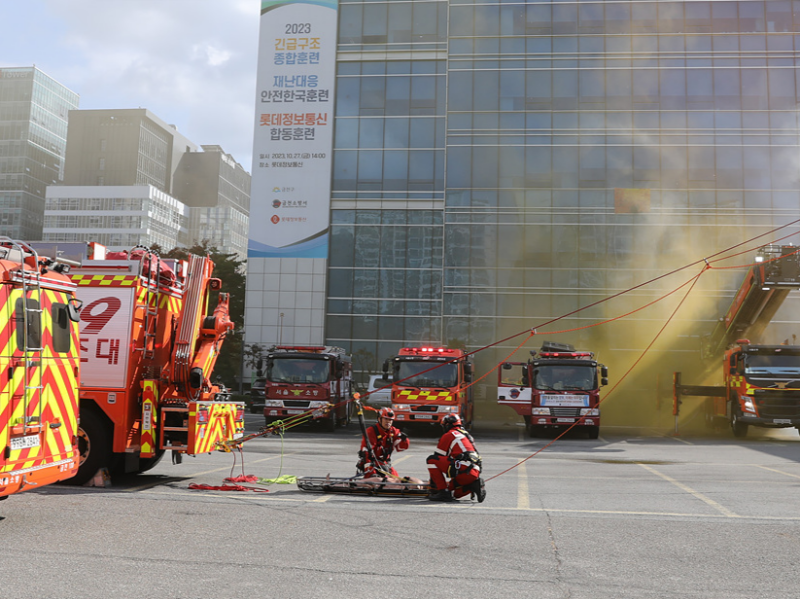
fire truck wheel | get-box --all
[73,407,114,486]
[730,407,749,438]
[586,426,600,440]
[529,425,545,438]
[138,449,166,473]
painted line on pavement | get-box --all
[517,458,529,510]
[637,462,738,517]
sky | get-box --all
[1,0,261,171]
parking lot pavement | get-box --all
[5,422,800,598]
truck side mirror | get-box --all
[601,366,608,378]
[502,363,512,370]
[601,377,608,386]
[256,358,264,377]
[382,359,389,378]
[465,362,473,383]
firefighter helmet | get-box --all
[378,407,395,420]
[441,414,462,432]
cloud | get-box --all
[1,0,260,171]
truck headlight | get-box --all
[394,404,410,411]
[532,408,550,416]
[264,400,283,407]
[742,397,756,413]
[439,405,458,413]
[580,409,600,416]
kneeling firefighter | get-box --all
[356,407,409,478]
[426,414,486,502]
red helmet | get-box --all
[378,407,395,420]
[441,414,462,431]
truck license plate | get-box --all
[414,414,434,419]
[773,419,792,424]
[287,409,303,415]
[556,418,575,423]
[10,434,40,451]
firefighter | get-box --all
[426,414,486,502]
[357,407,410,478]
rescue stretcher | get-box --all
[296,475,431,497]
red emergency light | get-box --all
[401,347,454,355]
[276,345,326,352]
[539,351,593,358]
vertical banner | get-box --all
[249,0,338,258]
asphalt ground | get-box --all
[3,414,800,598]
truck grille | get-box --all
[284,400,311,409]
[550,407,581,418]
[754,391,800,419]
[412,405,438,412]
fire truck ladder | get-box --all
[173,254,210,401]
[703,245,800,359]
[133,245,161,360]
[0,238,45,434]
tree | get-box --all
[157,242,246,388]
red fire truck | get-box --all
[382,347,474,428]
[674,245,800,437]
[497,342,608,439]
[261,345,353,431]
[32,242,245,484]
[0,239,81,499]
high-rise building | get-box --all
[246,1,800,407]
[45,108,250,256]
[0,66,79,238]
[174,145,251,261]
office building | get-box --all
[45,108,250,257]
[246,1,800,404]
[0,66,79,239]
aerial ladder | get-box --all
[673,245,800,437]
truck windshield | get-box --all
[396,361,458,388]
[267,358,330,384]
[500,364,527,386]
[745,353,800,375]
[532,364,595,391]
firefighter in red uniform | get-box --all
[357,407,410,478]
[426,414,486,502]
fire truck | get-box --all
[497,342,608,439]
[0,239,81,500]
[261,345,353,431]
[382,346,474,428]
[674,245,800,437]
[33,242,245,484]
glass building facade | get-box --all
[321,0,800,415]
[0,67,79,238]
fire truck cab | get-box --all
[262,345,353,431]
[383,347,473,429]
[498,342,608,439]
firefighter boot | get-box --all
[428,489,454,502]
[469,477,486,503]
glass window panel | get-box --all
[360,78,386,110]
[332,150,357,190]
[328,268,353,294]
[388,3,412,43]
[383,150,408,190]
[334,118,358,148]
[335,78,360,117]
[474,71,499,110]
[412,2,439,37]
[384,118,409,148]
[357,151,383,184]
[386,76,410,115]
[338,5,362,43]
[358,119,384,148]
[363,3,388,38]
[410,118,435,148]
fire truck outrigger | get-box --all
[0,239,81,500]
[261,345,353,431]
[32,242,245,484]
[382,346,474,429]
[497,342,608,439]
